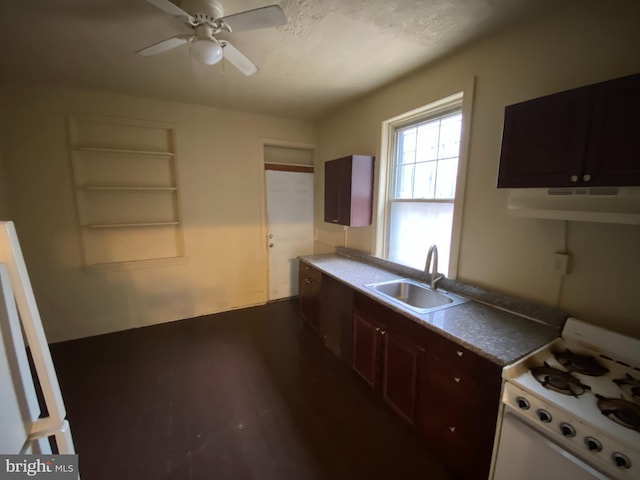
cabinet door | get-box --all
[352,310,384,389]
[497,86,592,188]
[324,156,373,226]
[349,156,373,226]
[417,344,501,480]
[586,73,640,186]
[382,331,422,425]
[324,158,342,224]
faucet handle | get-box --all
[432,272,445,289]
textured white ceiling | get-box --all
[0,0,549,120]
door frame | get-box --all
[259,138,316,302]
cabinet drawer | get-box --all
[300,262,322,283]
[421,413,495,480]
[424,354,499,402]
[426,337,501,385]
[419,386,499,432]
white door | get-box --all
[265,170,314,300]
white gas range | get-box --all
[492,317,640,480]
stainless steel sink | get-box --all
[366,278,468,314]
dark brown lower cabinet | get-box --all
[353,299,422,426]
[300,274,502,479]
[352,309,384,389]
[352,292,501,480]
[382,331,422,424]
[417,340,502,480]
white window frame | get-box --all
[374,79,475,279]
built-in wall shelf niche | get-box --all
[68,114,185,268]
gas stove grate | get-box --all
[530,362,591,397]
[596,394,640,433]
[553,349,609,376]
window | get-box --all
[379,92,468,276]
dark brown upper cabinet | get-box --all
[324,155,374,226]
[497,73,640,188]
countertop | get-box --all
[300,252,563,366]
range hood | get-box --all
[507,187,640,224]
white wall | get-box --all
[316,0,640,338]
[0,85,315,342]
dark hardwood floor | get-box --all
[50,298,448,480]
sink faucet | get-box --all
[425,244,445,290]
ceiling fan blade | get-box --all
[136,34,193,56]
[145,0,192,18]
[219,5,287,33]
[221,41,258,76]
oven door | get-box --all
[493,408,608,480]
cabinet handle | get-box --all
[380,330,386,335]
[449,426,456,433]
[454,377,461,383]
[456,351,463,357]
[583,173,592,182]
[304,278,310,284]
[570,175,579,183]
[375,327,381,332]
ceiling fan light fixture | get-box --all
[191,38,223,65]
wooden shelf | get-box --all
[69,114,184,267]
[83,222,180,229]
[85,255,188,271]
[74,147,174,157]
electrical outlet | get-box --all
[551,252,570,275]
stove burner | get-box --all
[596,394,640,432]
[530,362,591,397]
[553,349,609,376]
[613,373,640,401]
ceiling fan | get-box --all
[137,0,287,76]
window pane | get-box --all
[435,157,458,199]
[400,149,416,166]
[416,123,440,161]
[394,164,414,198]
[393,111,462,201]
[399,128,417,164]
[388,201,454,272]
[413,161,436,199]
[438,114,462,159]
